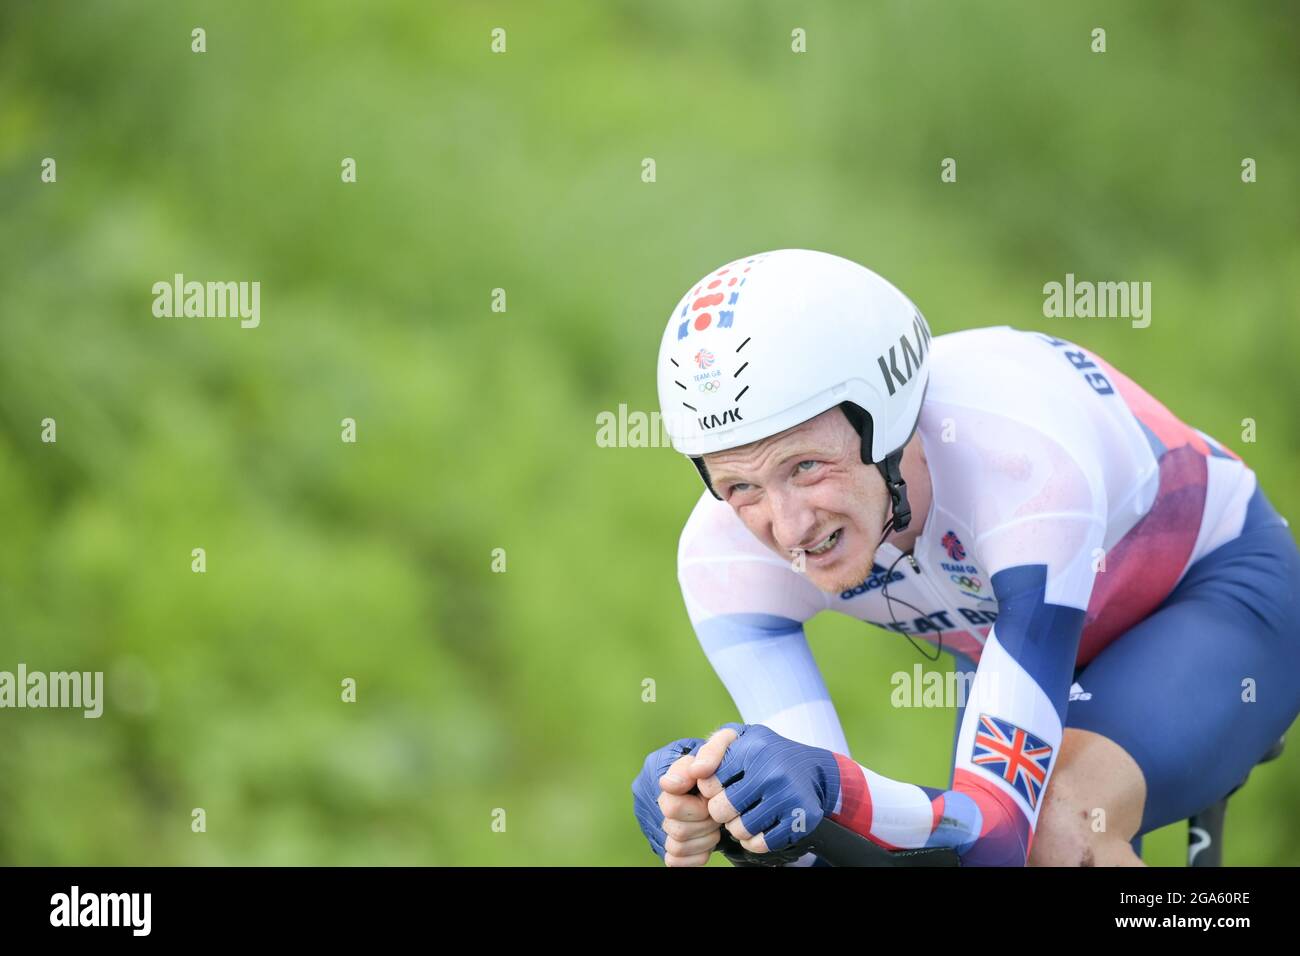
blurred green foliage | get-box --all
[0,1,1296,865]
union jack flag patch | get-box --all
[971,714,1053,809]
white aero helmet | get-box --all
[656,248,931,530]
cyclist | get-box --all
[631,249,1300,866]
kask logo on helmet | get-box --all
[876,312,932,396]
[698,408,743,430]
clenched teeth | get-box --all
[808,529,841,555]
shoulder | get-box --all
[919,329,1108,594]
[920,326,1109,494]
[927,326,1099,407]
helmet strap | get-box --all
[840,401,912,534]
[875,450,911,534]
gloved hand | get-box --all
[631,736,714,863]
[695,722,842,854]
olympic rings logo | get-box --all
[951,574,982,592]
[698,380,721,392]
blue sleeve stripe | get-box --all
[989,564,1086,725]
[693,612,805,654]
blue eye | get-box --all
[797,460,818,472]
[729,482,752,495]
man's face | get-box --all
[702,407,888,594]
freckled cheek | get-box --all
[734,505,773,544]
[808,474,853,513]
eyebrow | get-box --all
[710,447,835,486]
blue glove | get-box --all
[708,723,843,853]
[631,736,707,858]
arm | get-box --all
[833,448,1105,864]
[677,499,845,864]
[828,559,1094,865]
[691,608,850,756]
[677,495,847,754]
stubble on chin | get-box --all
[808,544,881,595]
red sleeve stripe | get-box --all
[828,753,905,850]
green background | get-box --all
[1,1,1296,865]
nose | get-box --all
[768,488,817,552]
